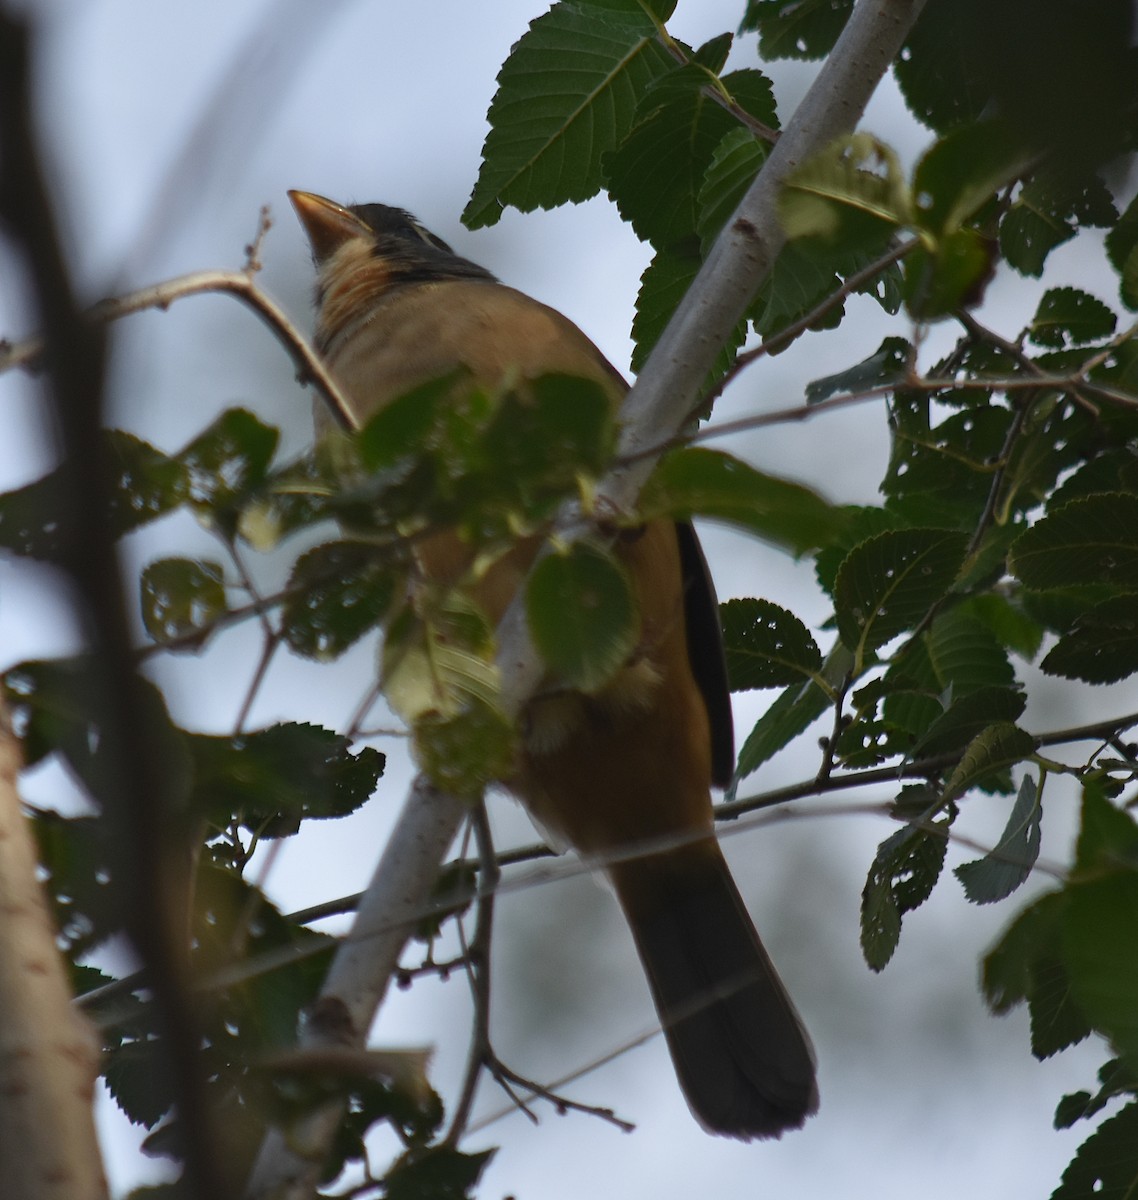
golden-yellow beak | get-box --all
[288,190,372,262]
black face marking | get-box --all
[348,202,495,284]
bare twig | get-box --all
[0,266,357,431]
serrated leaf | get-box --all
[902,228,996,321]
[751,240,842,341]
[631,241,749,388]
[1002,170,1117,278]
[861,806,950,971]
[914,685,1026,757]
[639,447,844,556]
[282,541,400,661]
[188,723,384,835]
[179,408,279,531]
[941,722,1037,804]
[1052,1103,1138,1200]
[139,558,226,647]
[961,594,1044,660]
[383,596,500,724]
[463,1,674,227]
[925,609,1017,693]
[414,696,517,795]
[740,0,853,60]
[805,336,910,405]
[385,1144,496,1200]
[833,528,968,659]
[733,643,852,782]
[911,121,1032,237]
[719,597,822,691]
[980,889,1092,1060]
[1029,287,1117,350]
[1041,594,1138,684]
[1010,493,1138,590]
[779,133,908,254]
[1063,871,1138,1067]
[608,67,777,247]
[526,541,637,692]
[955,774,1041,903]
[0,431,186,561]
[697,127,768,251]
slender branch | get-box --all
[0,266,358,432]
[704,235,920,406]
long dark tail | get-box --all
[610,842,818,1139]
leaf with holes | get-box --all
[834,528,967,660]
[719,598,822,691]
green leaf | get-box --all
[1072,780,1138,873]
[384,1145,496,1200]
[719,598,822,691]
[282,541,400,662]
[608,67,777,248]
[139,558,226,647]
[955,774,1041,903]
[1052,1103,1138,1200]
[414,696,517,795]
[941,722,1037,804]
[1107,191,1138,310]
[463,0,674,227]
[982,890,1092,1059]
[0,431,187,561]
[383,596,500,724]
[1029,287,1117,350]
[861,803,950,971]
[833,528,968,659]
[733,643,852,782]
[739,0,853,60]
[778,133,908,254]
[1001,170,1117,278]
[188,723,384,835]
[180,409,279,533]
[924,609,1017,693]
[751,241,842,340]
[914,685,1026,757]
[1010,493,1138,590]
[639,447,845,556]
[959,594,1044,660]
[902,228,996,321]
[697,127,768,251]
[1055,1060,1138,1130]
[911,121,1031,237]
[1041,594,1138,684]
[805,336,910,405]
[1063,870,1138,1067]
[632,241,746,386]
[526,541,637,692]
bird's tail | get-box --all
[609,841,818,1139]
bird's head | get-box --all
[288,190,493,349]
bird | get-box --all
[289,190,819,1139]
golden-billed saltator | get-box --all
[290,190,818,1139]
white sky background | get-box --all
[0,0,1130,1196]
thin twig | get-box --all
[0,266,357,431]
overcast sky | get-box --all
[0,1,1128,1196]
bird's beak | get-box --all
[288,190,371,262]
